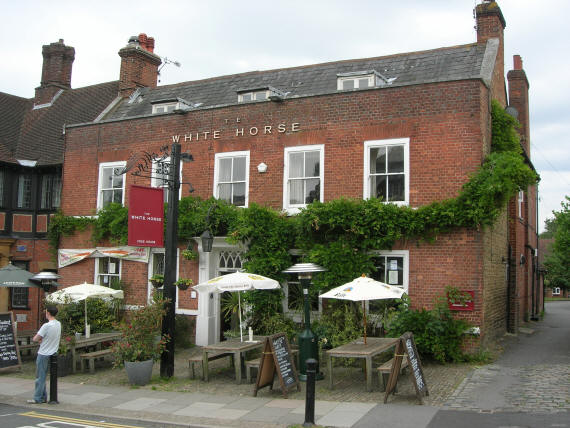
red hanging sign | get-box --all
[128,185,164,248]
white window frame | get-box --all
[363,138,410,206]
[97,161,126,210]
[552,287,561,296]
[238,90,269,103]
[283,145,324,214]
[213,151,250,207]
[94,256,121,287]
[371,250,409,293]
[147,249,165,302]
[152,102,178,114]
[337,74,375,91]
[518,190,524,219]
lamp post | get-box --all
[282,263,326,381]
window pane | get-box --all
[305,178,320,203]
[218,183,231,203]
[218,158,232,182]
[232,157,246,181]
[387,145,404,173]
[373,175,387,201]
[255,91,267,100]
[112,169,123,188]
[289,180,303,205]
[102,190,113,207]
[113,189,122,204]
[305,151,320,178]
[153,253,165,275]
[289,152,304,178]
[11,287,29,308]
[102,168,113,189]
[388,174,405,202]
[232,183,246,206]
[370,147,386,174]
[242,93,252,102]
[342,80,354,90]
[358,78,369,88]
[52,176,61,208]
[17,174,32,208]
[386,257,403,285]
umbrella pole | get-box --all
[85,299,88,335]
[238,292,243,342]
[363,301,367,345]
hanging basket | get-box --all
[175,278,192,291]
[150,280,163,288]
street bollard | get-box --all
[48,354,58,404]
[304,358,317,427]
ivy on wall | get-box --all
[49,100,538,314]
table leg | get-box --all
[328,354,333,389]
[203,349,209,382]
[235,351,242,384]
[366,357,373,392]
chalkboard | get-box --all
[253,333,300,398]
[384,332,428,404]
[0,312,22,372]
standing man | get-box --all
[28,305,61,404]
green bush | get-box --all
[56,297,120,336]
[174,315,195,349]
[251,312,298,344]
[314,300,363,349]
[387,299,470,363]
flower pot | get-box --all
[176,283,190,291]
[57,353,72,377]
[124,359,154,386]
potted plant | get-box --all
[111,298,170,385]
[174,278,193,291]
[181,248,198,261]
[149,274,164,288]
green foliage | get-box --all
[47,211,94,255]
[387,299,471,363]
[111,298,170,366]
[55,297,119,335]
[92,203,129,245]
[314,301,363,349]
[249,312,298,344]
[544,196,570,290]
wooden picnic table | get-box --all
[70,332,121,373]
[202,336,267,384]
[326,336,399,392]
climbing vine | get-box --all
[49,100,538,315]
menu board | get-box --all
[254,333,300,398]
[0,312,22,371]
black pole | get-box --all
[160,143,181,378]
[304,358,317,427]
[48,354,58,404]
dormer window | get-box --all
[237,86,287,103]
[337,70,395,91]
[151,97,198,114]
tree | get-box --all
[544,196,570,291]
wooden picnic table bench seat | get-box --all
[188,351,234,380]
[377,355,408,391]
[79,348,113,373]
[245,348,299,383]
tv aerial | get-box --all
[158,57,181,82]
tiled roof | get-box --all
[1,81,119,166]
[108,41,493,121]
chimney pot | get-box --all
[513,55,523,70]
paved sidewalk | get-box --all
[2,301,567,427]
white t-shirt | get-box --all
[37,319,62,356]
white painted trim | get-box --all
[97,161,126,210]
[370,249,409,293]
[283,144,324,214]
[363,138,410,206]
[213,151,250,207]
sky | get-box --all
[1,0,568,232]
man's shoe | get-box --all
[26,399,45,404]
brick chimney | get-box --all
[118,33,161,97]
[475,1,507,103]
[34,39,75,105]
[507,55,530,155]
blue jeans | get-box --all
[33,354,51,403]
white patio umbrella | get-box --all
[193,271,280,341]
[46,282,124,335]
[320,275,405,344]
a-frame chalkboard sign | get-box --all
[0,312,22,372]
[253,333,300,398]
[384,331,428,404]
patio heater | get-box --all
[31,271,61,330]
[282,262,326,381]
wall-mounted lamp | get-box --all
[257,162,267,173]
[201,204,216,253]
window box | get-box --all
[447,290,474,311]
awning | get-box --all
[58,246,150,268]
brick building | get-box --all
[0,40,119,330]
[6,1,540,347]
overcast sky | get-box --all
[1,0,568,232]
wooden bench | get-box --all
[79,348,113,373]
[18,342,39,357]
[377,355,408,391]
[245,348,299,383]
[188,351,234,380]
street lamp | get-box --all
[282,262,326,381]
[200,204,216,253]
